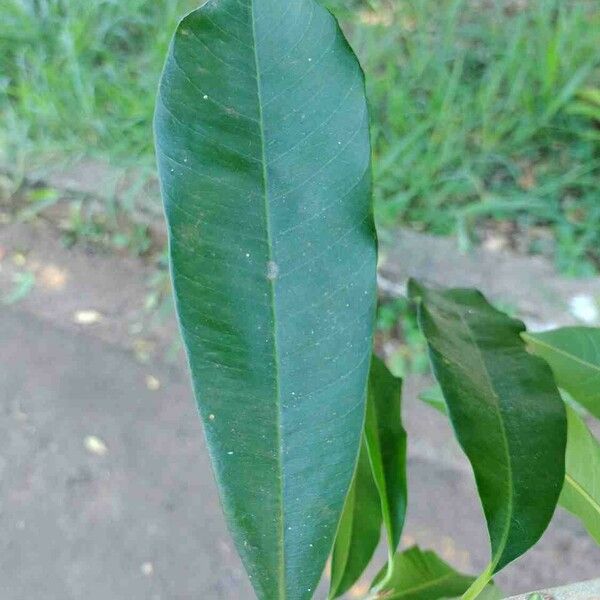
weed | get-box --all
[376,297,429,377]
[59,200,153,256]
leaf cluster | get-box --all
[154,2,600,598]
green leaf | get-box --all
[153,2,377,599]
[422,382,600,591]
[330,356,407,598]
[421,383,600,550]
[559,405,600,544]
[329,440,381,599]
[421,386,600,579]
[419,385,447,414]
[329,357,405,599]
[408,281,566,588]
[371,547,501,600]
[365,356,407,555]
[522,327,600,419]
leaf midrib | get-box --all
[564,473,600,517]
[250,2,286,597]
[524,334,600,375]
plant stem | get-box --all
[461,563,494,600]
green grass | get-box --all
[350,0,600,274]
[1,0,198,171]
[2,0,600,273]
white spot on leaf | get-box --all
[266,261,279,280]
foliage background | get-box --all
[2,0,600,274]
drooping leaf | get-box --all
[329,440,381,599]
[153,2,377,598]
[329,357,406,599]
[370,547,501,600]
[422,384,600,570]
[408,281,567,591]
[365,356,407,555]
[559,405,600,544]
[522,327,600,419]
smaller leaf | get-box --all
[421,389,600,572]
[409,280,566,593]
[419,385,447,415]
[522,327,600,418]
[371,547,502,600]
[329,441,381,599]
[559,405,600,544]
[329,356,406,598]
[365,356,408,556]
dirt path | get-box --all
[1,218,600,598]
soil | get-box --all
[1,189,600,598]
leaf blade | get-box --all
[409,281,566,575]
[522,327,600,418]
[371,547,501,600]
[154,2,377,598]
[421,387,600,578]
[329,357,406,598]
[329,440,382,599]
[365,356,407,555]
[559,405,600,544]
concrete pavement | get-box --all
[1,219,599,598]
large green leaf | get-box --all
[408,281,566,592]
[522,327,600,419]
[559,405,600,544]
[329,440,381,599]
[153,2,377,599]
[365,356,407,556]
[370,547,501,600]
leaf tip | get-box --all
[407,278,424,303]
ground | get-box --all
[2,217,599,599]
